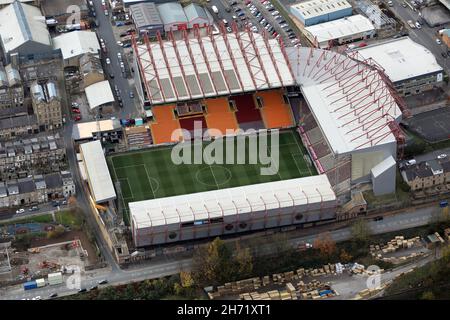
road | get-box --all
[0,203,441,300]
[92,0,140,119]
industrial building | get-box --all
[290,0,352,26]
[72,119,122,144]
[84,80,115,111]
[183,3,213,29]
[303,14,375,49]
[0,1,52,60]
[157,2,188,32]
[355,37,445,96]
[129,2,164,35]
[287,46,407,197]
[79,140,116,204]
[130,175,336,247]
[53,31,100,67]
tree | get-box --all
[191,237,234,286]
[339,249,352,263]
[420,291,435,300]
[233,242,253,280]
[350,218,372,244]
[180,271,194,288]
[313,232,336,258]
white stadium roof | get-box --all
[130,175,335,229]
[134,30,295,104]
[304,14,375,48]
[287,47,402,155]
[80,140,116,204]
[85,80,115,110]
[53,31,100,60]
[355,37,444,83]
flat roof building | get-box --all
[290,0,352,26]
[303,14,375,49]
[53,31,100,66]
[355,37,444,96]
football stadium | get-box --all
[77,27,409,248]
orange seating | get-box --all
[258,90,294,129]
[150,105,182,144]
[204,98,239,137]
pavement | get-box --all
[0,202,442,300]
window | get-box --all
[168,232,177,239]
[239,222,247,229]
[294,213,303,221]
[255,96,264,109]
[228,99,236,111]
[225,224,234,231]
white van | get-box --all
[406,159,417,166]
[212,5,219,14]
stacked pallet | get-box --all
[370,236,421,257]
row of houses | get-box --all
[0,133,66,180]
[0,171,75,208]
[401,158,450,192]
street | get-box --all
[92,0,140,119]
[0,202,442,300]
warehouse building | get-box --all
[303,14,375,49]
[157,2,188,32]
[290,0,352,26]
[129,2,164,35]
[355,37,444,97]
[183,3,213,29]
[53,31,100,67]
[79,140,116,204]
[0,1,52,60]
[130,175,336,247]
[84,80,115,111]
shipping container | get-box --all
[36,278,46,288]
[23,280,37,291]
[48,272,63,285]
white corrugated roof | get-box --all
[134,31,295,104]
[72,119,122,140]
[304,14,374,47]
[287,46,401,155]
[85,80,115,110]
[80,140,116,203]
[0,1,51,53]
[53,31,100,60]
[291,0,351,20]
[355,37,443,83]
[130,175,335,229]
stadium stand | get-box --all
[204,98,239,136]
[257,90,294,129]
[232,94,262,124]
[150,105,182,144]
[125,126,153,149]
[179,115,208,136]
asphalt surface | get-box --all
[0,203,442,300]
[92,0,140,119]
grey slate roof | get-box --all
[130,2,163,29]
[157,2,187,25]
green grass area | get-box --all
[108,130,315,218]
[54,210,84,228]
[0,214,53,226]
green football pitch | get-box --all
[108,130,316,221]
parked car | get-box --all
[118,101,123,108]
[129,91,134,98]
[358,42,367,47]
[117,40,123,46]
[373,216,383,221]
[78,288,87,293]
[72,108,81,114]
[105,58,111,64]
[441,52,447,58]
[89,285,98,291]
[109,72,114,79]
[98,279,108,285]
[74,115,82,121]
[16,208,25,214]
[415,21,421,29]
[436,38,442,45]
[49,293,58,298]
[226,26,232,33]
[29,206,39,211]
[437,154,447,159]
[407,20,415,29]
